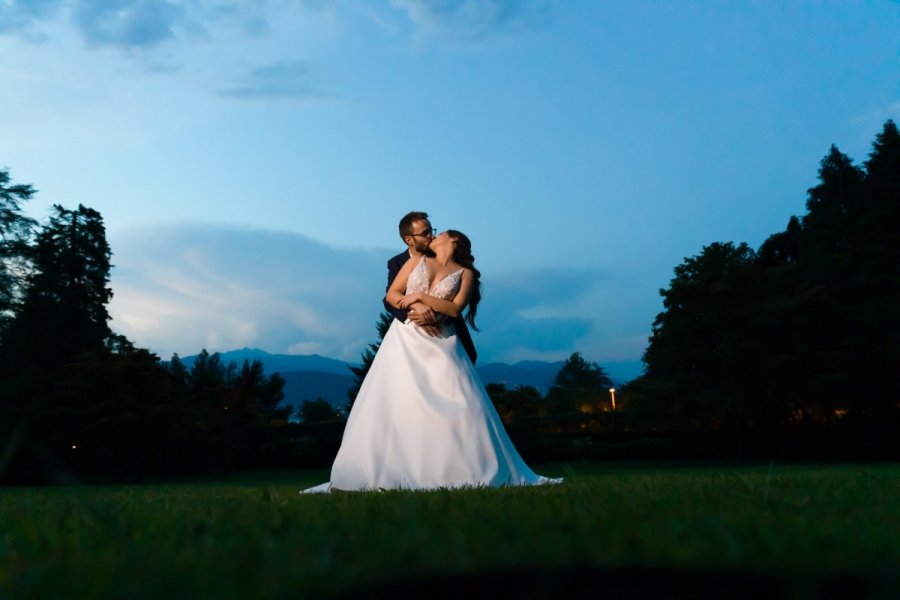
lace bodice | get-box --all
[407,256,464,301]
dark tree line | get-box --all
[485,352,617,460]
[488,352,614,428]
[0,174,294,483]
[622,120,900,460]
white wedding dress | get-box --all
[302,257,562,493]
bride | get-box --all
[302,229,561,492]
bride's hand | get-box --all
[399,292,422,309]
[410,302,437,325]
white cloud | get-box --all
[108,222,387,361]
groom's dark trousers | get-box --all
[384,250,478,365]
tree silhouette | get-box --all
[0,174,304,480]
[486,383,544,425]
[552,352,613,392]
[1,204,112,369]
[641,242,764,434]
[544,352,613,434]
[632,120,900,458]
[758,215,800,267]
[299,398,342,423]
[0,168,37,338]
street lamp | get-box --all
[608,388,616,411]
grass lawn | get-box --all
[1,462,898,598]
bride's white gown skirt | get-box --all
[303,320,561,492]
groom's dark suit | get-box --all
[384,250,478,365]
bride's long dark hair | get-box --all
[446,230,481,331]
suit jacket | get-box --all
[384,250,478,365]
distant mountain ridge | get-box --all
[179,347,354,376]
[178,348,642,412]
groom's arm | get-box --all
[383,256,408,322]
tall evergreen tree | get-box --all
[0,168,37,336]
[0,204,113,368]
[849,120,900,437]
[189,349,227,401]
[863,119,900,205]
[794,132,899,431]
[166,353,190,398]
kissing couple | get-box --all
[303,211,561,493]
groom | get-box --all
[383,211,478,364]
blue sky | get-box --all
[2,1,898,376]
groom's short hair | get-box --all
[399,211,429,238]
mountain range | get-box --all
[179,348,642,413]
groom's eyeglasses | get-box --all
[410,228,437,238]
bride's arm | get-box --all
[385,258,418,310]
[399,270,474,318]
[386,259,440,335]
